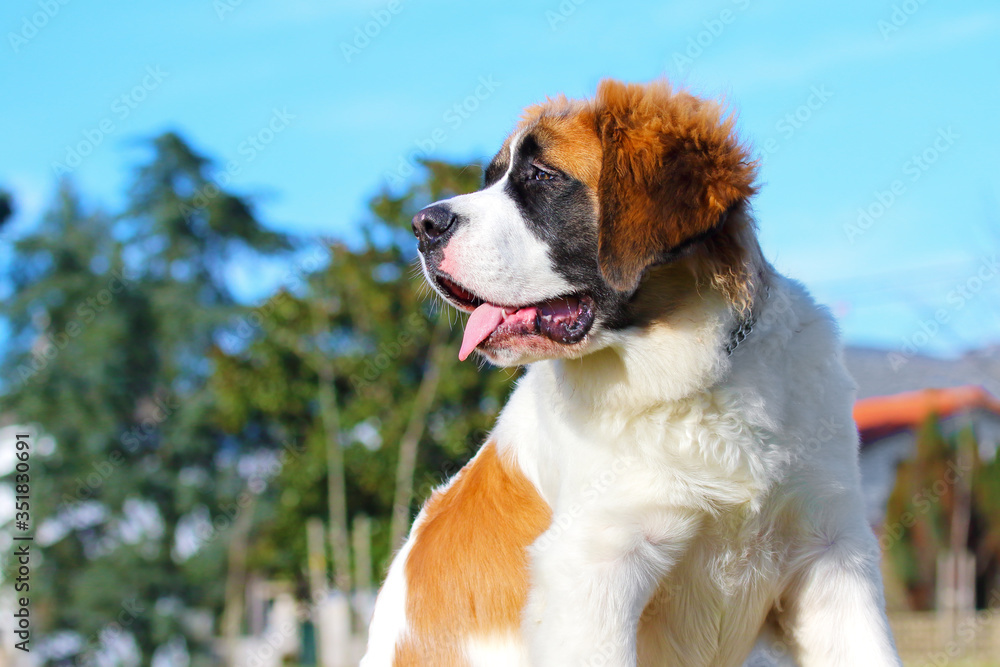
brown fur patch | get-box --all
[394,442,551,664]
[518,100,602,191]
[687,204,761,315]
[627,261,706,328]
[393,640,466,667]
[589,79,758,293]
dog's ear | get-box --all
[593,79,758,292]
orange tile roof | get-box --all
[854,385,1000,443]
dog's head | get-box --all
[413,79,760,366]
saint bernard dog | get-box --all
[362,79,900,667]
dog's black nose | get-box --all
[412,205,456,246]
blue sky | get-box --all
[2,0,999,356]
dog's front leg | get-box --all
[780,511,902,666]
[522,508,700,667]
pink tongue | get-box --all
[459,304,504,361]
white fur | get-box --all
[493,276,900,666]
[465,635,530,666]
[367,141,900,666]
[360,536,412,667]
[365,273,901,666]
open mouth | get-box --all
[435,275,596,361]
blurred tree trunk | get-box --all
[390,312,451,551]
[221,491,256,666]
[314,297,353,595]
[305,518,328,663]
[320,368,352,594]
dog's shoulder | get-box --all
[368,441,548,665]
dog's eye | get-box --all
[529,165,556,182]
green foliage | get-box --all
[886,416,953,609]
[885,416,1000,611]
[0,188,13,229]
[1,143,513,664]
[1,136,292,665]
[211,160,516,582]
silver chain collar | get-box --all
[725,283,770,356]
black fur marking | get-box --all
[497,132,638,331]
[479,130,733,335]
[483,147,509,188]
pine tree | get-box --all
[0,188,13,229]
[1,134,290,665]
[2,147,517,664]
